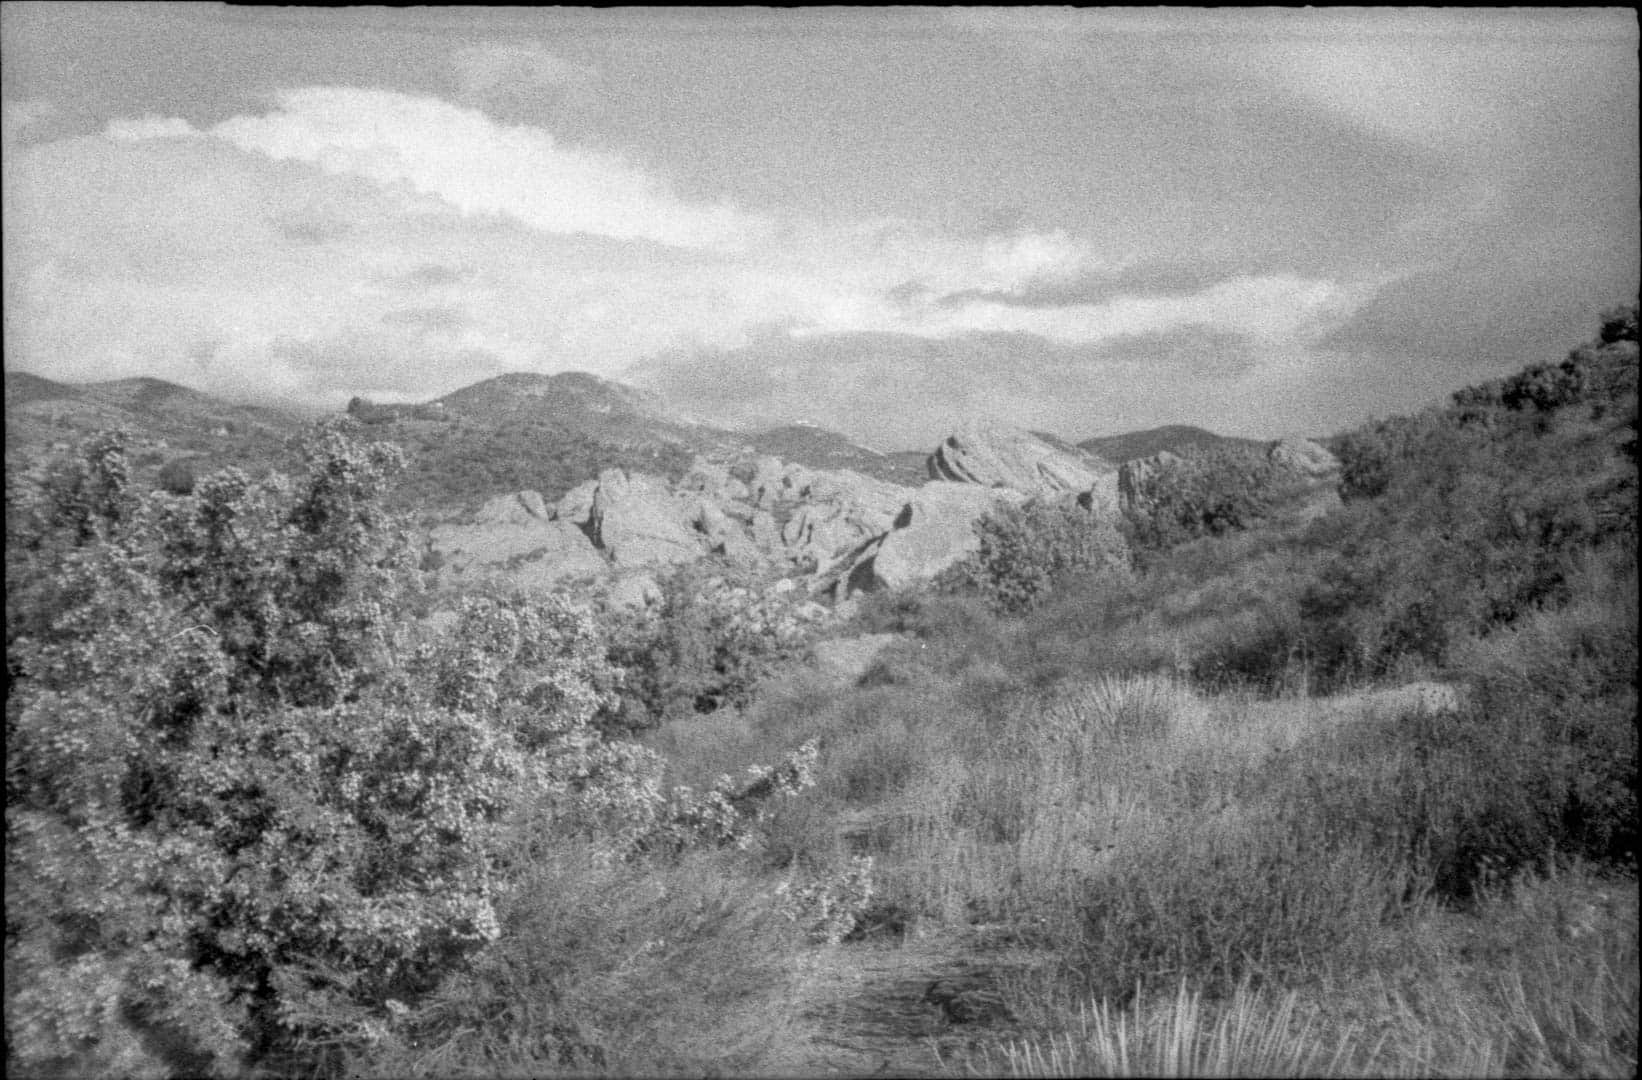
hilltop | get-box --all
[3,370,310,483]
[1079,424,1265,462]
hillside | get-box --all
[6,306,1636,1080]
[4,370,309,483]
[1079,424,1265,462]
[363,371,927,515]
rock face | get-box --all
[848,482,1026,594]
[1116,450,1183,520]
[927,419,1109,497]
[425,455,921,595]
[426,420,1141,604]
[588,469,705,567]
[1266,437,1343,522]
[429,491,607,584]
[1268,437,1339,481]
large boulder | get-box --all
[588,469,705,567]
[1267,438,1343,523]
[690,498,765,566]
[1116,450,1183,519]
[1268,437,1340,482]
[472,489,550,525]
[927,420,1107,497]
[678,459,750,503]
[552,479,600,527]
[847,482,1026,594]
[429,494,607,584]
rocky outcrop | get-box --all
[927,419,1109,497]
[553,479,599,528]
[429,490,607,584]
[1116,450,1183,519]
[588,469,705,567]
[427,420,1138,605]
[1267,438,1343,522]
[841,482,1026,595]
[1268,437,1340,482]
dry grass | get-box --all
[967,865,1636,1078]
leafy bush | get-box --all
[1123,445,1297,554]
[599,561,822,726]
[939,497,1131,613]
[6,423,818,1077]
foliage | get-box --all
[6,422,817,1078]
[939,497,1131,613]
[1122,445,1298,554]
[599,561,823,727]
[382,415,695,516]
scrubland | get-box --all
[6,308,1635,1078]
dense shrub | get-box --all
[1123,445,1298,554]
[599,561,823,727]
[5,424,817,1078]
[938,497,1131,613]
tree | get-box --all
[941,497,1131,613]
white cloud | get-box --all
[16,87,1386,429]
[979,229,1095,288]
[105,114,201,141]
[203,88,762,250]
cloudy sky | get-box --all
[4,5,1636,448]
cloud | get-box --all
[2,97,59,147]
[1098,325,1263,379]
[1252,10,1637,153]
[451,42,601,114]
[387,263,468,289]
[270,334,506,399]
[273,214,352,245]
[380,305,471,332]
[628,327,1353,448]
[104,113,200,141]
[205,87,762,249]
[933,257,1259,310]
[13,85,1389,440]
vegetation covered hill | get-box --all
[6,306,1635,1078]
[1079,423,1266,462]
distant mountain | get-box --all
[1078,425,1265,463]
[745,424,926,486]
[362,371,925,515]
[4,370,81,408]
[5,370,308,480]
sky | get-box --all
[3,5,1637,449]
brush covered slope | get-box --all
[4,305,1635,1080]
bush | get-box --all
[599,561,822,727]
[938,497,1130,614]
[1123,445,1296,554]
[5,425,819,1077]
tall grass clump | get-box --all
[340,843,807,1079]
[985,980,1359,1079]
[1065,804,1408,1004]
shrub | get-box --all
[940,497,1131,613]
[1123,445,1296,554]
[600,561,822,727]
[5,425,818,1076]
